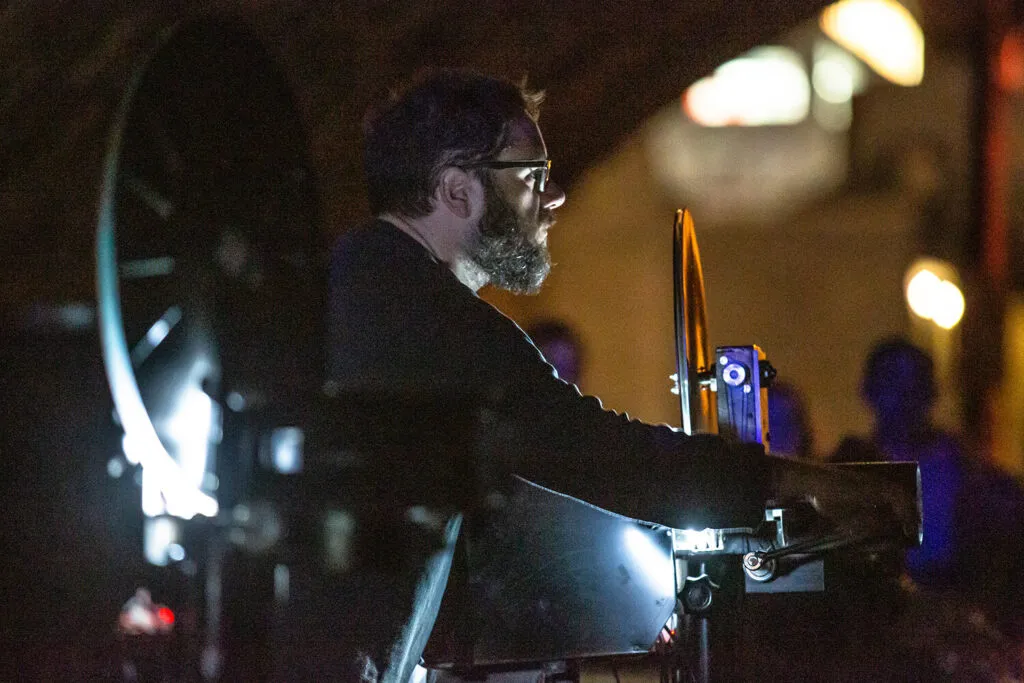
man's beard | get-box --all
[468,177,553,295]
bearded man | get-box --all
[320,69,912,682]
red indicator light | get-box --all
[157,607,175,625]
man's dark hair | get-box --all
[363,68,544,218]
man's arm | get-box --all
[476,315,916,536]
[328,226,915,536]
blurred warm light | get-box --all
[820,0,924,87]
[683,47,810,127]
[904,259,965,330]
[932,281,966,329]
[813,58,855,103]
[905,269,941,318]
[811,41,866,131]
[812,41,867,103]
[998,31,1024,91]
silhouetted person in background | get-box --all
[526,319,584,388]
[833,336,1024,642]
[833,337,960,582]
[768,381,816,460]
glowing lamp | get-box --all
[683,47,810,127]
[904,259,965,330]
[671,527,724,553]
[820,0,925,87]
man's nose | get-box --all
[542,180,566,210]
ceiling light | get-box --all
[684,47,810,127]
[820,0,925,86]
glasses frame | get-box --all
[463,159,551,193]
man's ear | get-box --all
[437,167,483,220]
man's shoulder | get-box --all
[332,219,408,261]
[331,219,440,284]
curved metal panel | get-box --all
[426,478,676,668]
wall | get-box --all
[485,50,977,458]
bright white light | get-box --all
[130,307,182,367]
[98,282,218,517]
[814,57,855,103]
[146,319,171,347]
[906,269,942,319]
[141,466,167,517]
[684,47,810,127]
[672,528,724,553]
[165,386,214,483]
[820,0,924,86]
[117,377,220,519]
[813,40,868,101]
[904,260,965,329]
[270,427,304,474]
[119,424,217,519]
[933,281,966,330]
[107,456,126,478]
[811,41,864,131]
[143,516,179,566]
[96,74,217,523]
[623,526,676,596]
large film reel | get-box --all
[96,21,323,521]
[673,209,717,435]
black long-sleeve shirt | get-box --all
[328,219,769,530]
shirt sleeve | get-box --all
[457,292,772,530]
[328,224,772,531]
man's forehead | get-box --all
[499,114,546,159]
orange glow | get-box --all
[820,0,924,86]
[998,32,1024,91]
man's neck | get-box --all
[379,212,489,292]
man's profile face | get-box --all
[467,115,564,295]
[469,174,551,294]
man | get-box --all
[832,338,1024,637]
[324,69,912,681]
[834,338,960,581]
[767,381,815,460]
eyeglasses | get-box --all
[464,159,552,193]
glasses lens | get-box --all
[536,161,550,193]
[533,168,546,193]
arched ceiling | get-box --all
[1,0,979,311]
[2,2,833,247]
